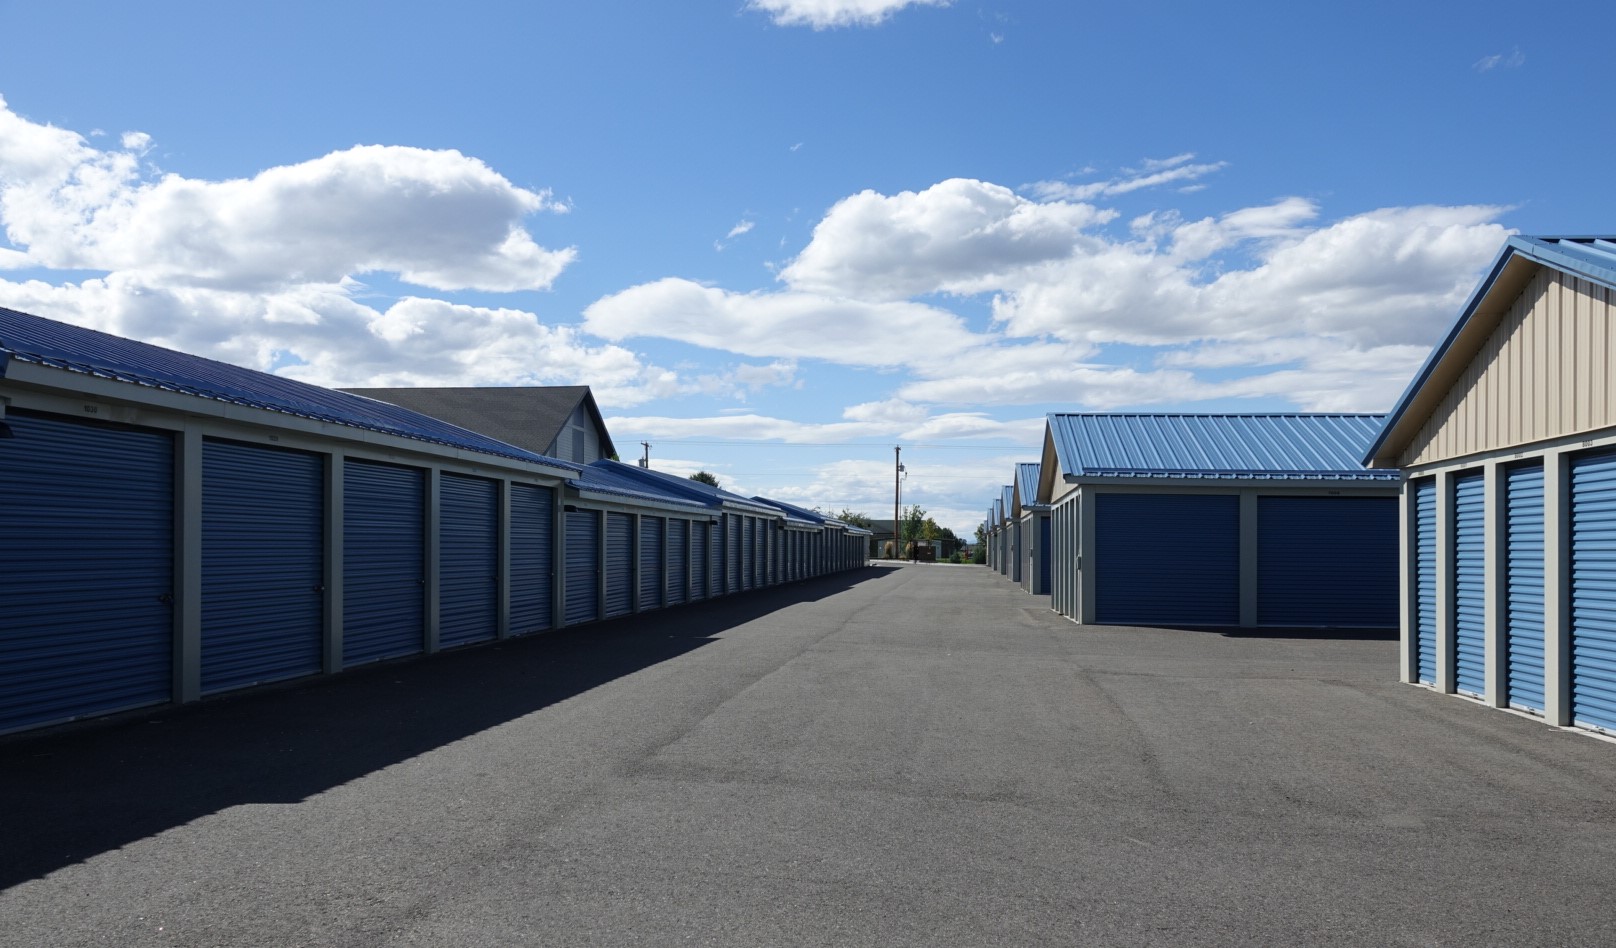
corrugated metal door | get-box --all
[1039,515,1052,594]
[509,483,554,636]
[1452,472,1486,697]
[564,509,600,625]
[692,521,708,599]
[667,519,688,605]
[200,439,324,695]
[1413,478,1437,685]
[1095,493,1239,626]
[727,515,741,592]
[1256,496,1398,627]
[439,473,498,647]
[1570,451,1616,733]
[639,515,664,610]
[740,517,754,591]
[605,511,634,617]
[709,522,722,596]
[1012,520,1023,583]
[1505,464,1545,713]
[1,412,174,735]
[343,459,425,667]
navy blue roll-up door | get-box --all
[1039,515,1052,594]
[564,509,600,625]
[1505,464,1546,713]
[1256,496,1397,627]
[1095,493,1238,626]
[1413,478,1437,685]
[709,522,723,597]
[605,512,634,617]
[1452,472,1486,697]
[1570,451,1616,733]
[439,473,498,648]
[1,412,174,735]
[510,483,554,636]
[727,516,741,592]
[640,516,664,610]
[667,519,688,605]
[343,459,425,667]
[201,439,323,695]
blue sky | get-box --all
[1,0,1611,535]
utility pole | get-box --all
[893,445,902,559]
[640,441,651,468]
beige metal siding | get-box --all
[1401,270,1616,467]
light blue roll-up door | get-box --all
[692,521,708,599]
[1570,451,1616,733]
[639,516,664,610]
[1256,496,1398,627]
[1505,464,1545,713]
[740,517,754,591]
[667,519,688,605]
[1,412,174,735]
[344,459,425,667]
[509,483,554,636]
[564,509,600,625]
[1095,493,1239,626]
[605,511,634,617]
[1413,478,1437,685]
[201,439,324,695]
[1452,472,1486,697]
[439,473,498,648]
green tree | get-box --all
[973,524,987,564]
[834,508,874,529]
[689,470,720,488]
[901,504,927,547]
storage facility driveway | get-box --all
[4,564,1616,947]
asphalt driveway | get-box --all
[3,563,1614,947]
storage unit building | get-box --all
[0,306,579,737]
[1363,236,1616,735]
[1038,413,1401,628]
[1013,461,1052,595]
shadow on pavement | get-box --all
[0,568,887,890]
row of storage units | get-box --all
[984,413,1402,630]
[1362,235,1616,736]
[0,305,869,737]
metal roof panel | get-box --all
[1047,413,1397,481]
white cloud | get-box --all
[748,0,950,29]
[1474,48,1526,72]
[779,178,1111,301]
[726,219,755,239]
[1026,157,1229,202]
[0,95,574,293]
[0,97,688,403]
[582,277,985,367]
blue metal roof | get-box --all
[1364,235,1616,466]
[569,461,715,511]
[750,496,831,528]
[1048,413,1398,481]
[1000,485,1014,520]
[0,305,580,471]
[1014,462,1044,510]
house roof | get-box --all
[0,305,577,471]
[1363,236,1616,467]
[1000,485,1014,521]
[340,385,616,461]
[1047,412,1398,481]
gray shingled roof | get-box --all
[340,386,615,460]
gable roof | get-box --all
[340,385,615,461]
[1047,412,1397,481]
[1013,462,1045,513]
[572,460,781,517]
[1363,236,1616,467]
[0,306,577,471]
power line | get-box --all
[639,439,1037,449]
